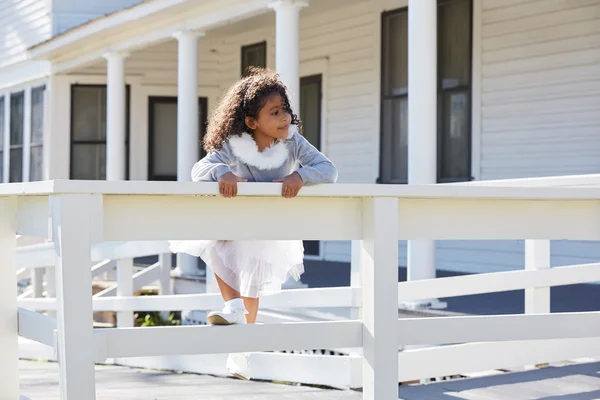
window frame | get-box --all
[0,96,4,183]
[9,91,25,183]
[241,41,267,77]
[379,1,473,184]
[69,84,131,180]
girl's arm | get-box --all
[191,149,232,182]
[294,134,338,185]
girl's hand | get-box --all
[218,172,247,198]
[274,172,304,198]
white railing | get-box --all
[3,179,600,400]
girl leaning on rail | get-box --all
[169,67,338,380]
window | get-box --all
[380,0,472,184]
[30,86,45,181]
[300,74,323,257]
[0,97,4,182]
[10,92,24,183]
[70,85,130,180]
[241,41,267,77]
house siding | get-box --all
[52,0,145,35]
[0,0,52,68]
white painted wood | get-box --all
[50,194,98,400]
[102,195,363,241]
[158,254,172,320]
[269,0,308,113]
[19,286,358,312]
[397,262,600,301]
[360,197,398,400]
[17,308,56,347]
[396,197,600,240]
[397,338,600,383]
[104,52,128,181]
[0,0,52,69]
[471,0,483,180]
[22,87,32,182]
[90,259,116,278]
[116,258,133,328]
[406,0,437,303]
[16,196,50,238]
[0,197,19,399]
[349,240,362,320]
[95,262,161,297]
[525,240,550,314]
[32,268,44,298]
[398,312,600,345]
[95,321,362,359]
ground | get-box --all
[19,359,362,400]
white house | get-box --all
[2,0,600,298]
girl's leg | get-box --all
[214,273,259,323]
[215,273,241,301]
[242,297,259,324]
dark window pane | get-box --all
[31,86,45,144]
[10,92,24,146]
[241,42,266,77]
[30,144,43,182]
[439,0,471,89]
[152,101,178,177]
[382,11,408,97]
[304,240,320,257]
[72,86,106,141]
[440,91,470,181]
[9,147,22,183]
[381,97,408,183]
[300,75,322,150]
[71,143,106,180]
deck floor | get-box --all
[20,359,600,400]
[399,361,600,400]
[19,359,362,400]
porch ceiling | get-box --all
[28,0,273,73]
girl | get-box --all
[169,67,337,380]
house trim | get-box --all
[470,0,482,181]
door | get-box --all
[148,96,208,181]
[300,74,323,257]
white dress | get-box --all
[168,127,338,299]
[169,239,304,298]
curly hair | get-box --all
[203,67,302,152]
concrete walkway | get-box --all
[19,359,362,400]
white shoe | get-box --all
[227,352,251,380]
[207,306,247,325]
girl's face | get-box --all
[245,94,291,141]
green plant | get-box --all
[135,312,180,327]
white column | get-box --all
[174,31,202,181]
[0,198,19,399]
[158,253,172,321]
[361,198,399,400]
[269,0,307,113]
[173,30,203,277]
[51,194,99,399]
[22,87,32,182]
[525,240,551,314]
[3,93,10,183]
[104,52,128,181]
[405,0,444,309]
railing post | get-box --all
[158,253,172,321]
[116,258,134,327]
[361,197,399,399]
[525,240,551,314]
[350,240,362,320]
[51,194,100,400]
[0,198,19,400]
[32,268,44,298]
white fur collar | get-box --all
[228,125,297,170]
